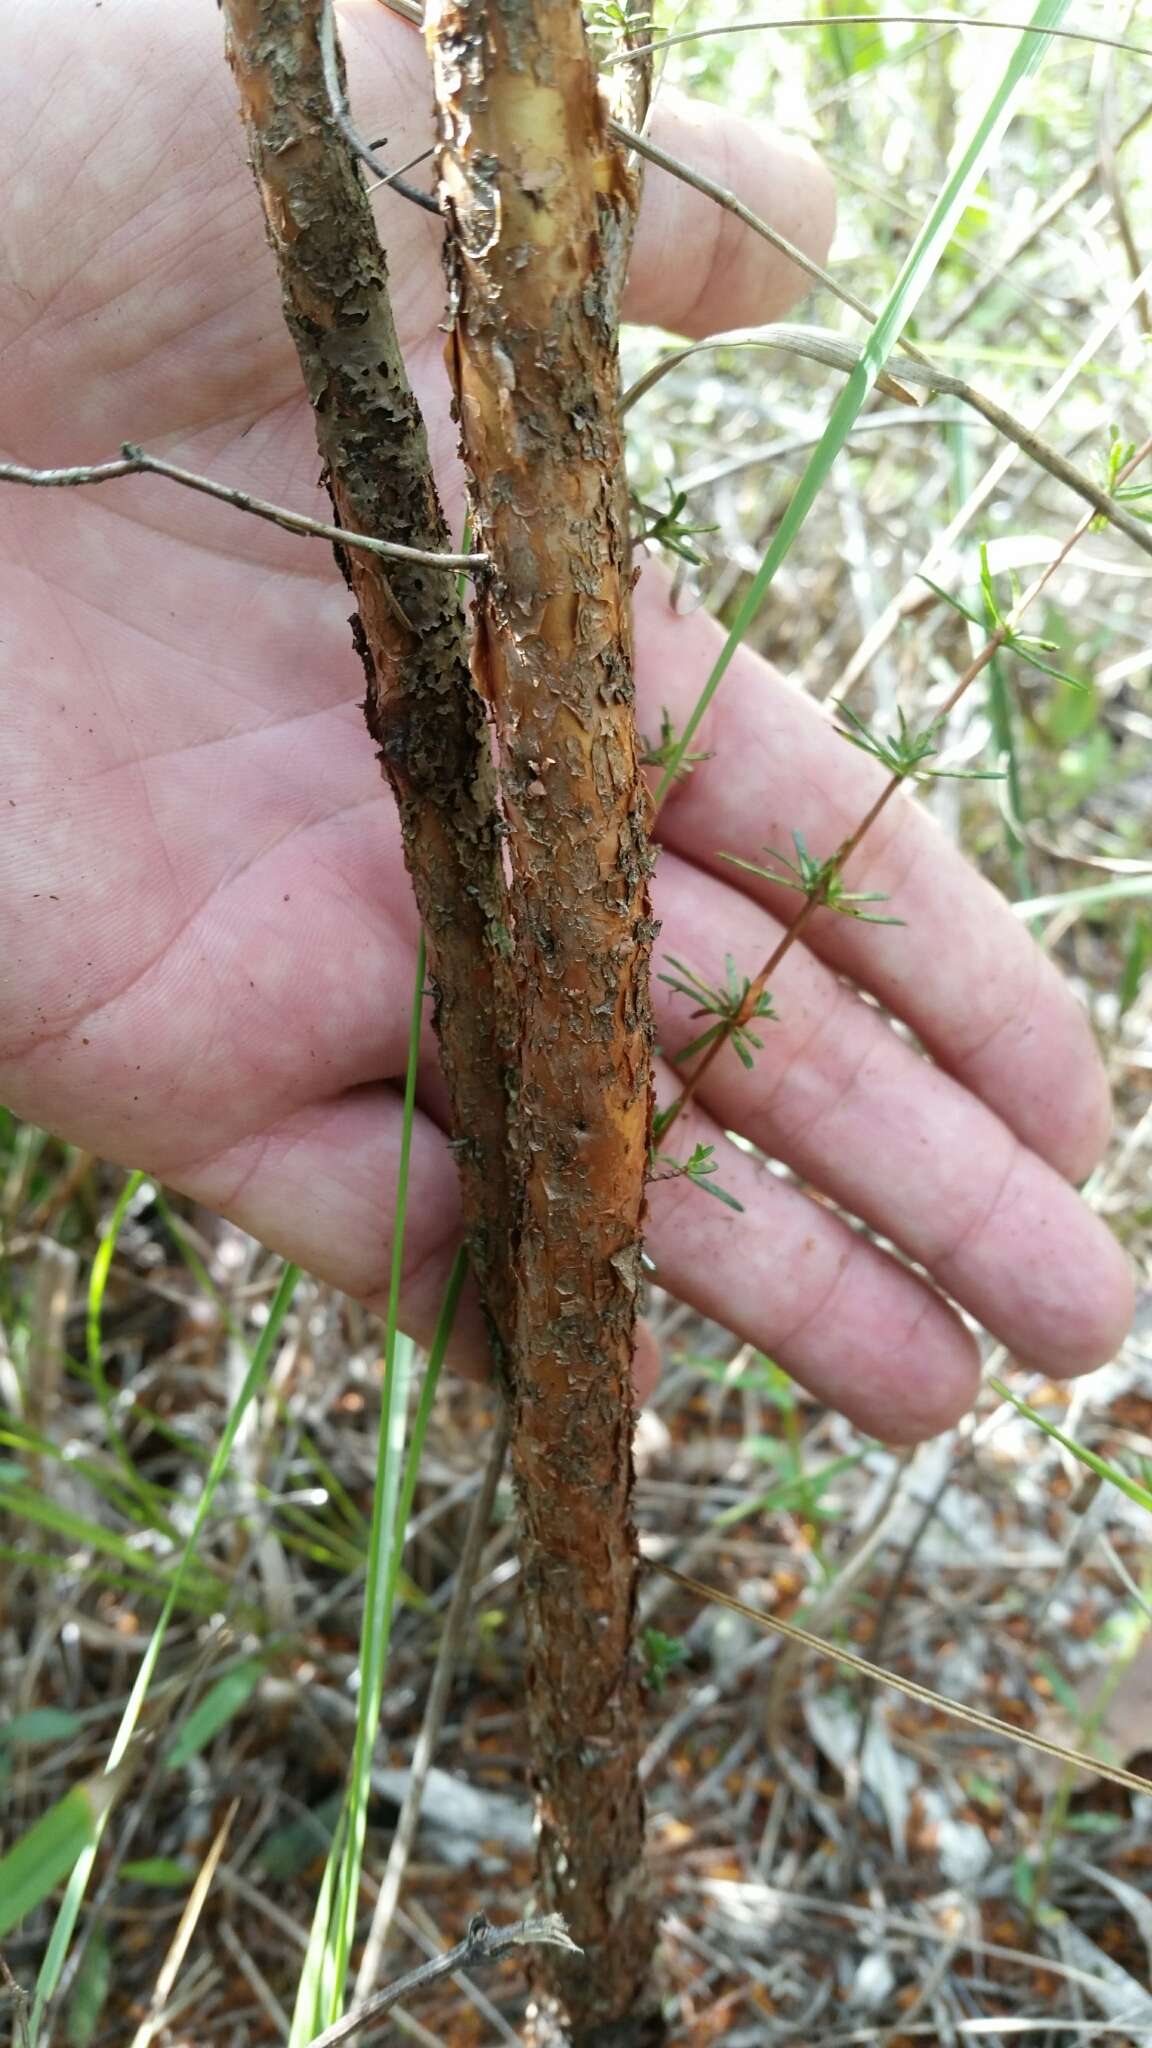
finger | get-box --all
[646,1068,980,1444]
[180,1070,981,1441]
[168,1082,664,1398]
[164,1087,495,1368]
[1,667,415,1170]
[635,566,1114,1183]
[344,15,836,338]
[632,1320,662,1404]
[652,853,1133,1376]
[623,90,837,337]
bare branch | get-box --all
[222,0,520,1384]
[612,119,873,332]
[647,1559,1152,1799]
[0,445,487,572]
[605,13,1152,68]
[428,0,660,2025]
[305,1913,581,2048]
[318,0,438,211]
[363,142,436,198]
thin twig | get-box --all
[303,1914,581,2048]
[647,1560,1152,1799]
[1095,29,1152,333]
[318,0,439,211]
[128,1800,240,2048]
[218,1925,292,2041]
[395,1903,521,2048]
[604,13,1152,68]
[353,1418,510,1997]
[0,447,486,571]
[656,436,1152,1142]
[612,121,883,345]
[610,131,1152,560]
[0,1955,30,2048]
[363,143,436,198]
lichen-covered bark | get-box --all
[221,0,517,1351]
[427,2,660,2037]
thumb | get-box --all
[624,88,836,339]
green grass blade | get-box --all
[162,1657,265,1770]
[0,1487,218,1600]
[988,1376,1152,1515]
[64,1922,111,2048]
[0,1419,186,1528]
[0,1772,127,1941]
[84,1172,158,1503]
[29,1260,300,2041]
[1010,875,1152,919]
[289,935,429,2042]
[389,1245,466,1586]
[653,0,1074,802]
[287,1837,344,2042]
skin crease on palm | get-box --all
[0,0,1135,1444]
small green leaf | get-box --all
[639,709,712,783]
[0,1771,127,1938]
[1012,1852,1036,1913]
[988,1376,1152,1515]
[650,1142,746,1212]
[635,483,719,566]
[721,835,903,925]
[1,1709,85,1749]
[164,1658,263,1770]
[1119,914,1152,1022]
[641,1629,687,1693]
[659,953,775,1070]
[66,1925,111,2048]
[257,1795,343,1882]
[120,1857,195,1888]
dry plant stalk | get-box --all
[223,1,659,2038]
[427,0,659,2035]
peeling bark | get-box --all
[223,3,659,2037]
[221,0,518,1354]
[427,2,660,2037]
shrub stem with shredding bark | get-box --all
[427,0,661,2033]
[222,1,660,2038]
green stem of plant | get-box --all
[323,931,427,2017]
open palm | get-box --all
[1,0,1131,1439]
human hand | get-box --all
[1,0,1132,1440]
